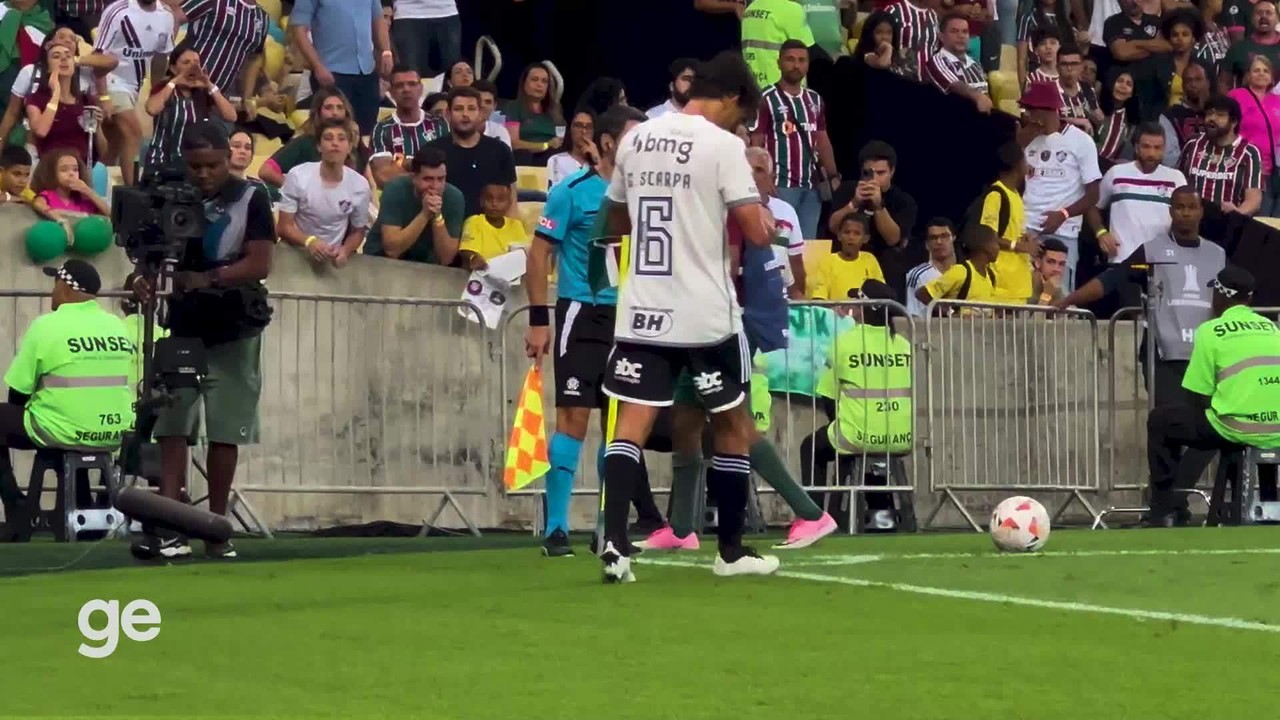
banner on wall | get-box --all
[760,306,856,397]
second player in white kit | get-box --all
[597,51,782,583]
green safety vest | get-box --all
[2,300,135,449]
[826,324,913,454]
[741,0,816,88]
[802,0,845,56]
[1182,305,1280,448]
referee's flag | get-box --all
[503,366,550,491]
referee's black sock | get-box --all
[603,440,643,556]
[708,454,751,551]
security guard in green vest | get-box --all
[799,280,912,527]
[1147,266,1280,524]
[0,260,134,523]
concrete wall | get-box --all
[0,203,1154,532]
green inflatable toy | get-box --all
[26,221,68,263]
[72,215,113,255]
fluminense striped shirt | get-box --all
[1180,133,1263,207]
[1195,27,1231,72]
[755,84,826,189]
[885,0,939,78]
[145,92,203,171]
[182,0,269,95]
[58,0,104,16]
[1026,67,1058,85]
[1097,108,1131,163]
[926,47,988,94]
[1058,81,1098,120]
[370,112,448,167]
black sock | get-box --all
[603,440,642,555]
[708,454,750,550]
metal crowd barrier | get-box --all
[922,300,1102,531]
[0,290,501,536]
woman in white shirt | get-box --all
[277,117,373,269]
[545,109,594,189]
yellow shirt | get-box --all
[924,261,998,304]
[979,180,1031,302]
[460,215,529,260]
[810,252,885,300]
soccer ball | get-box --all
[989,496,1051,553]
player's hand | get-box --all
[525,325,551,365]
[423,192,443,217]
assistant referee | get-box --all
[1147,267,1280,514]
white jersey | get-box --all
[94,0,177,94]
[607,112,759,347]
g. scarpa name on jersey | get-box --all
[622,171,693,190]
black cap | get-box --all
[1208,266,1255,299]
[43,259,101,295]
[849,279,896,301]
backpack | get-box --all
[740,243,790,353]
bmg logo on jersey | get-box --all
[614,359,644,383]
[77,599,161,659]
[630,309,673,339]
[631,132,693,164]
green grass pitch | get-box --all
[3,527,1279,720]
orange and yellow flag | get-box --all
[504,365,550,490]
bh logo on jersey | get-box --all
[630,310,672,339]
[614,359,643,383]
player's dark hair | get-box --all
[180,121,230,151]
[411,146,447,172]
[996,141,1023,173]
[1,145,31,168]
[1040,237,1069,254]
[688,51,762,115]
[858,140,897,170]
[595,104,647,149]
[578,76,627,116]
[780,38,809,53]
[447,85,482,108]
[1204,94,1243,127]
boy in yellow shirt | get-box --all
[979,142,1033,303]
[459,183,529,270]
[810,214,884,299]
[0,146,34,204]
[916,224,1001,307]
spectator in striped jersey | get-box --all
[51,0,103,41]
[1056,44,1102,135]
[926,12,992,113]
[1195,0,1231,74]
[1097,69,1138,166]
[141,44,236,179]
[1160,62,1211,167]
[369,65,447,190]
[1017,0,1075,82]
[751,39,840,239]
[884,0,940,81]
[904,217,957,316]
[1179,93,1264,214]
[1026,28,1061,84]
[946,0,999,71]
[175,0,268,123]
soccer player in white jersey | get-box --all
[94,0,177,186]
[598,52,781,583]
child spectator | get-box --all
[277,118,373,269]
[30,147,108,219]
[0,145,34,204]
[1027,28,1061,84]
[458,182,528,270]
[916,223,1001,305]
[810,214,885,299]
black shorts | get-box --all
[552,299,616,409]
[603,333,750,414]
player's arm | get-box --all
[1055,246,1146,309]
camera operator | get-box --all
[133,121,275,560]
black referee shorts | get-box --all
[552,298,615,409]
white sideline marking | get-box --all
[782,547,1280,567]
[639,555,1280,634]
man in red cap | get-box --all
[1017,81,1101,292]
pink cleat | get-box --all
[773,512,838,550]
[636,525,701,551]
